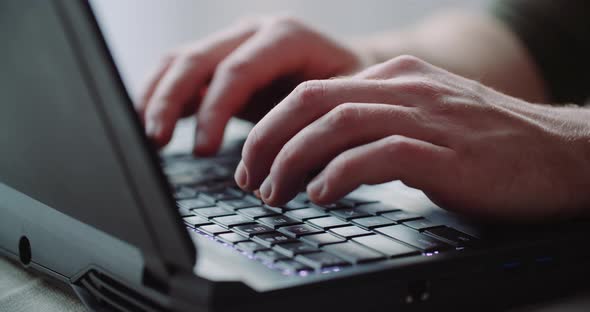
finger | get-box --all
[354,55,428,80]
[193,27,308,156]
[261,103,440,205]
[144,21,259,147]
[306,135,455,204]
[136,54,176,121]
[240,79,419,191]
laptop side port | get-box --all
[405,280,431,304]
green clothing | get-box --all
[492,0,590,104]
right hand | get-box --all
[137,15,365,155]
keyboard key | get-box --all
[236,241,269,254]
[285,208,328,221]
[177,197,215,209]
[198,224,231,236]
[274,242,319,257]
[183,215,212,227]
[352,216,396,229]
[193,206,234,219]
[316,202,352,211]
[213,214,255,227]
[340,196,378,207]
[217,232,249,244]
[293,193,311,204]
[381,211,423,222]
[308,216,349,229]
[281,200,309,211]
[301,233,346,247]
[331,208,371,220]
[255,250,289,263]
[218,198,260,210]
[353,235,419,258]
[425,227,479,247]
[323,242,385,264]
[234,224,275,237]
[354,202,400,215]
[254,232,298,247]
[201,188,242,202]
[238,207,279,219]
[174,187,197,200]
[296,252,349,269]
[376,225,450,252]
[403,219,444,231]
[279,224,324,237]
[178,207,194,217]
[274,260,312,274]
[258,215,301,229]
[329,226,373,238]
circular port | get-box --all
[19,236,32,266]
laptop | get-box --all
[1,1,589,311]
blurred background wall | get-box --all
[89,0,491,100]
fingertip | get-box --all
[193,130,221,157]
[307,179,326,203]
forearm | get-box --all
[353,9,548,103]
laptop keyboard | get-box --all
[166,157,478,277]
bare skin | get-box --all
[138,11,590,220]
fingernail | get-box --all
[260,176,273,201]
[307,178,325,200]
[234,161,248,188]
[146,120,159,137]
[194,131,211,155]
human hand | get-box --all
[137,16,364,155]
[237,55,590,219]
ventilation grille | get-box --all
[77,270,165,312]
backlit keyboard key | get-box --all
[217,232,249,244]
[301,233,346,247]
[177,197,215,210]
[381,211,423,222]
[279,224,323,237]
[238,207,279,219]
[403,219,444,231]
[331,208,371,220]
[198,224,231,236]
[193,206,234,219]
[296,252,349,269]
[353,235,419,258]
[352,216,396,229]
[323,242,385,264]
[234,224,275,237]
[425,227,479,247]
[329,226,372,238]
[213,214,255,227]
[183,215,212,227]
[258,215,301,229]
[308,216,349,229]
[285,208,328,221]
[274,242,319,257]
[376,225,450,252]
[254,232,298,247]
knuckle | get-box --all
[395,77,440,96]
[326,103,361,128]
[292,80,326,110]
[266,14,302,28]
[378,55,425,75]
[390,55,425,71]
[383,135,415,156]
[218,57,251,78]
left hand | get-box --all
[235,55,590,220]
